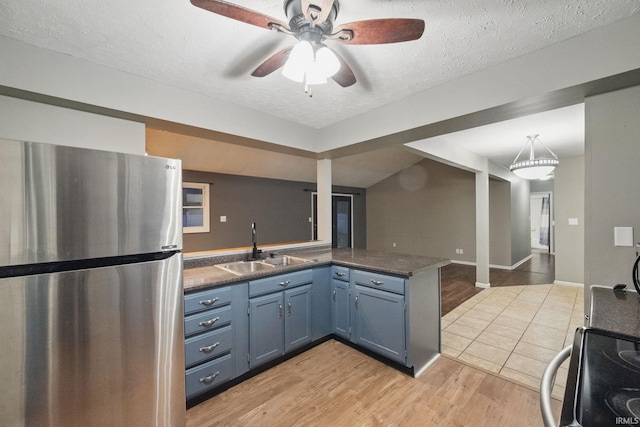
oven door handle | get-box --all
[540,346,572,427]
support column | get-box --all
[317,158,332,244]
[475,169,491,288]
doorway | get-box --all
[312,193,353,249]
[530,192,553,252]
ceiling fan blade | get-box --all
[332,18,425,45]
[251,47,292,77]
[190,0,289,31]
[301,0,334,26]
[331,53,356,87]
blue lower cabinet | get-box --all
[185,353,233,399]
[248,271,313,369]
[184,282,249,401]
[352,284,406,364]
[284,285,312,352]
[249,292,285,368]
[332,279,350,340]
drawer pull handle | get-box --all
[199,297,219,306]
[288,301,292,316]
[278,280,291,287]
[199,317,220,328]
[278,304,283,318]
[336,272,346,277]
[199,342,220,353]
[371,280,384,286]
[199,371,220,384]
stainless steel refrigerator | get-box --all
[0,140,186,426]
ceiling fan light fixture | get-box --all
[282,40,340,87]
[509,134,559,180]
[305,62,328,85]
[282,40,314,82]
[315,45,340,78]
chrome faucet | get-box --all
[251,222,262,260]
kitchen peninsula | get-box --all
[183,247,449,405]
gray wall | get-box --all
[183,170,366,253]
[555,155,585,284]
[366,157,530,267]
[585,85,640,303]
[510,178,531,266]
[366,158,477,261]
[490,179,512,267]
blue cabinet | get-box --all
[284,285,312,352]
[248,270,313,369]
[331,266,351,340]
[331,268,408,365]
[249,292,285,368]
[351,269,406,364]
[352,285,406,363]
[184,283,248,400]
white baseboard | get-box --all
[553,280,584,288]
[450,259,476,266]
[450,255,533,271]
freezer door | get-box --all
[0,254,185,427]
[0,140,182,266]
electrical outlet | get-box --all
[455,249,464,254]
[392,242,397,248]
[459,248,463,255]
[220,216,227,223]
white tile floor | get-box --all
[441,284,585,400]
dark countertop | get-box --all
[589,285,640,338]
[183,249,450,293]
[329,249,450,277]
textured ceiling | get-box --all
[1,0,638,130]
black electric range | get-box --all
[561,327,640,426]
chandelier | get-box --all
[509,134,559,180]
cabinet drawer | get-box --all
[185,305,232,337]
[184,286,232,316]
[331,265,350,282]
[185,353,233,399]
[249,269,313,297]
[352,270,405,295]
[185,326,233,368]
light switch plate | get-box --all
[614,226,633,247]
[220,216,227,223]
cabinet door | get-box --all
[353,285,406,364]
[249,293,284,369]
[284,285,312,353]
[332,279,350,339]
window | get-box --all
[182,182,210,233]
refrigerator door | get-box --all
[0,253,185,427]
[0,140,182,267]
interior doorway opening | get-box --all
[530,192,553,253]
[311,193,353,249]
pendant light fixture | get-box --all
[509,134,559,180]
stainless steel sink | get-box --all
[263,255,314,267]
[215,260,275,275]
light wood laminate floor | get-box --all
[186,339,560,426]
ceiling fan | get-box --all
[190,0,425,91]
